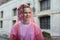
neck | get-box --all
[23,20,30,24]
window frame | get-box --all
[0,21,3,28]
[12,20,16,25]
[0,11,3,18]
[39,16,50,29]
[40,0,50,11]
[13,8,17,16]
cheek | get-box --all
[29,14,31,17]
[22,14,31,18]
[23,14,27,17]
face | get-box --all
[22,8,31,21]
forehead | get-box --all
[24,8,31,12]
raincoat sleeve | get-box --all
[10,24,18,40]
[34,24,44,40]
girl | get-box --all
[10,4,44,40]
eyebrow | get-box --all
[24,12,31,13]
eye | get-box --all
[24,12,27,13]
[29,12,31,14]
[24,12,31,14]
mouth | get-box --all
[26,16,29,18]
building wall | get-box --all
[35,0,60,36]
[0,0,18,36]
[0,0,60,37]
[51,13,60,36]
[51,0,60,10]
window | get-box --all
[0,21,3,28]
[13,20,16,25]
[13,8,17,16]
[39,16,50,29]
[40,0,50,11]
[0,11,3,18]
[32,7,35,13]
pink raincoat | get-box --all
[10,4,44,40]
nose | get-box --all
[27,12,30,16]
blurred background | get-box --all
[0,0,60,40]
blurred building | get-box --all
[0,0,60,38]
[0,0,10,5]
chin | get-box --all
[26,19,30,21]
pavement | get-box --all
[0,36,9,40]
[51,36,60,40]
[0,38,7,40]
[0,36,60,40]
